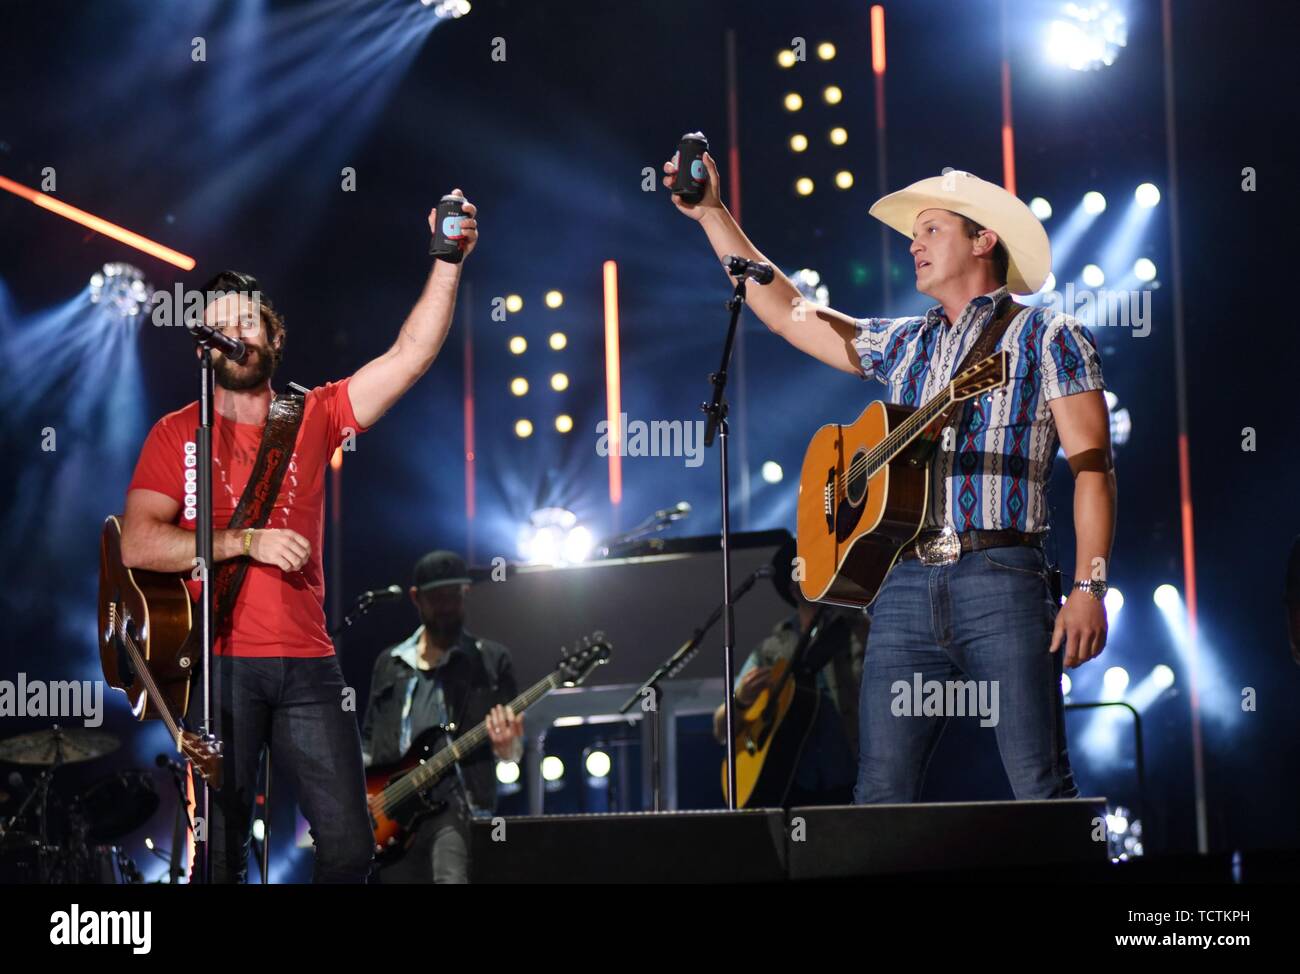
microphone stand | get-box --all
[700,270,749,811]
[328,592,390,637]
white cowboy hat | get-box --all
[869,170,1051,295]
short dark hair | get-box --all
[201,269,286,368]
[957,215,1010,286]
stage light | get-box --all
[835,170,854,190]
[496,761,520,785]
[829,126,848,146]
[784,92,803,111]
[791,267,829,304]
[1082,263,1105,288]
[1061,673,1072,696]
[1153,584,1180,611]
[795,177,814,196]
[1040,271,1056,294]
[1152,664,1175,689]
[1044,2,1128,71]
[514,419,533,438]
[519,507,590,565]
[817,41,837,61]
[89,263,151,321]
[1133,257,1157,282]
[545,289,563,309]
[541,756,565,781]
[822,85,843,105]
[427,0,472,17]
[510,377,529,396]
[252,818,265,842]
[789,133,809,153]
[586,750,612,777]
[1083,191,1107,215]
[1102,665,1130,698]
[555,413,573,433]
[777,49,797,68]
[550,372,569,391]
[1135,183,1160,208]
[549,331,567,350]
[1105,809,1129,835]
[505,294,523,313]
[509,336,527,354]
[563,525,594,564]
[761,461,783,484]
[1030,197,1053,220]
[1104,587,1124,618]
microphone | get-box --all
[722,255,775,285]
[186,320,248,362]
[653,501,691,523]
[357,584,404,604]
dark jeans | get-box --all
[854,545,1078,804]
[191,655,373,883]
[373,788,472,884]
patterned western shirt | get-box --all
[851,286,1105,533]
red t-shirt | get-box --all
[126,378,366,658]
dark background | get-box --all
[0,0,1290,881]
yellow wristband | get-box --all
[242,528,254,557]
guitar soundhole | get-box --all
[845,448,869,507]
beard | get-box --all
[214,344,276,391]
[426,613,464,646]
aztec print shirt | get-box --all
[852,286,1105,533]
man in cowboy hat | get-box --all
[665,155,1115,803]
[361,549,523,882]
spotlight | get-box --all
[791,267,829,304]
[563,525,593,563]
[1044,1,1128,71]
[89,262,150,320]
[834,170,854,190]
[1081,263,1105,287]
[761,461,783,484]
[789,133,809,153]
[541,756,565,781]
[514,418,533,438]
[1153,584,1180,611]
[426,0,472,16]
[822,85,843,105]
[1083,191,1107,215]
[1133,257,1157,282]
[817,42,836,60]
[829,126,848,146]
[1061,673,1072,696]
[1030,197,1053,220]
[1040,271,1057,294]
[549,331,567,350]
[509,336,527,354]
[505,294,523,313]
[1102,665,1130,698]
[1104,587,1124,618]
[1152,664,1175,689]
[586,750,611,777]
[555,413,573,433]
[550,372,569,391]
[795,177,814,196]
[518,507,590,565]
[777,49,797,68]
[1135,183,1161,208]
[545,289,563,309]
[784,92,803,111]
[496,761,521,784]
[510,377,529,396]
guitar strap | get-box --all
[210,387,307,637]
[952,292,1024,378]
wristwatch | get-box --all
[1073,578,1108,601]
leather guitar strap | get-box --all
[953,292,1024,379]
[210,388,306,637]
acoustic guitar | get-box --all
[796,350,1010,609]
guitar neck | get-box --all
[864,383,959,478]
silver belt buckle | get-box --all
[915,527,961,566]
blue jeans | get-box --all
[853,544,1077,804]
[194,655,374,883]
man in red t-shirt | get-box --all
[121,192,478,882]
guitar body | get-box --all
[724,658,821,808]
[797,400,930,608]
[366,725,467,864]
[98,516,193,721]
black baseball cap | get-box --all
[413,550,472,591]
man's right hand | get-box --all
[663,150,724,221]
[247,528,311,573]
[735,666,773,708]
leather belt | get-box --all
[898,528,1043,567]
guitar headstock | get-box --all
[951,349,1010,402]
[556,631,613,687]
[179,730,224,789]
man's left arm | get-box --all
[347,192,478,430]
[486,648,524,764]
[1048,389,1117,669]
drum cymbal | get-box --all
[0,727,120,766]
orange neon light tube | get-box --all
[0,174,196,270]
[870,5,886,75]
[602,260,623,506]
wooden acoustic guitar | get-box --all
[796,351,1010,609]
[98,515,223,786]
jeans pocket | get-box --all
[980,545,1047,578]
